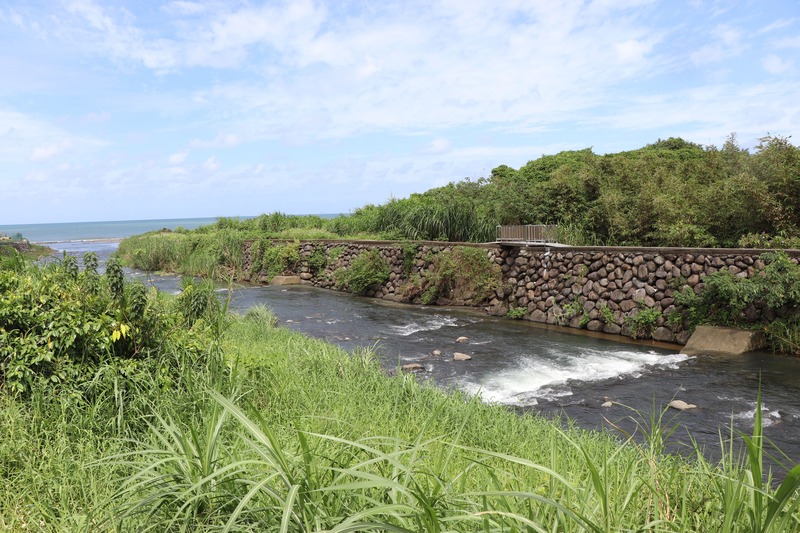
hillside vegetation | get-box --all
[340,134,800,247]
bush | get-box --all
[249,240,301,281]
[673,251,800,353]
[624,306,662,339]
[418,246,501,304]
[506,307,527,319]
[334,249,389,295]
[0,254,218,395]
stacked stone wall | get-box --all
[242,240,799,346]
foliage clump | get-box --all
[334,249,389,295]
[624,306,662,339]
[405,246,501,305]
[248,239,301,281]
[674,251,800,353]
[0,253,219,395]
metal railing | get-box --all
[496,225,558,245]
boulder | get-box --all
[456,336,469,343]
[586,320,603,332]
[652,327,674,342]
[401,363,425,372]
[668,400,697,411]
[453,352,472,361]
[528,309,547,323]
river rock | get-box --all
[529,309,547,322]
[601,401,613,407]
[652,327,674,342]
[456,336,469,343]
[431,349,442,356]
[586,320,603,332]
[401,363,425,372]
[668,400,697,411]
[453,352,472,361]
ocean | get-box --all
[0,217,233,243]
[0,214,342,243]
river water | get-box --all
[52,240,800,467]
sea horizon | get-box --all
[0,214,343,243]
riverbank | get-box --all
[2,256,799,530]
[116,229,800,353]
[6,251,800,532]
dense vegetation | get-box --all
[674,251,800,354]
[2,251,800,531]
[341,134,800,247]
[117,134,800,251]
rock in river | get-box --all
[668,400,697,411]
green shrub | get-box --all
[674,251,800,353]
[402,242,418,276]
[328,246,345,261]
[506,307,527,319]
[0,254,217,395]
[420,246,501,304]
[624,306,662,339]
[597,302,616,324]
[251,241,301,282]
[334,249,389,295]
[307,245,328,275]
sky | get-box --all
[1,0,799,224]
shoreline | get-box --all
[35,238,124,245]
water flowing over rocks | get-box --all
[241,240,799,347]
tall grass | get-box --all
[2,296,799,530]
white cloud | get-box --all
[776,35,800,49]
[63,0,181,71]
[202,155,220,171]
[29,139,73,161]
[421,139,452,155]
[190,133,242,149]
[763,54,793,75]
[690,23,743,65]
[162,1,209,16]
[168,150,189,164]
[614,39,653,63]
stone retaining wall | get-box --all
[242,240,799,346]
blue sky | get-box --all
[1,0,798,224]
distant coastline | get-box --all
[0,214,342,243]
[0,217,221,243]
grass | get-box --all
[1,304,800,530]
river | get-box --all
[53,240,800,467]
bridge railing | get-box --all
[496,225,558,244]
